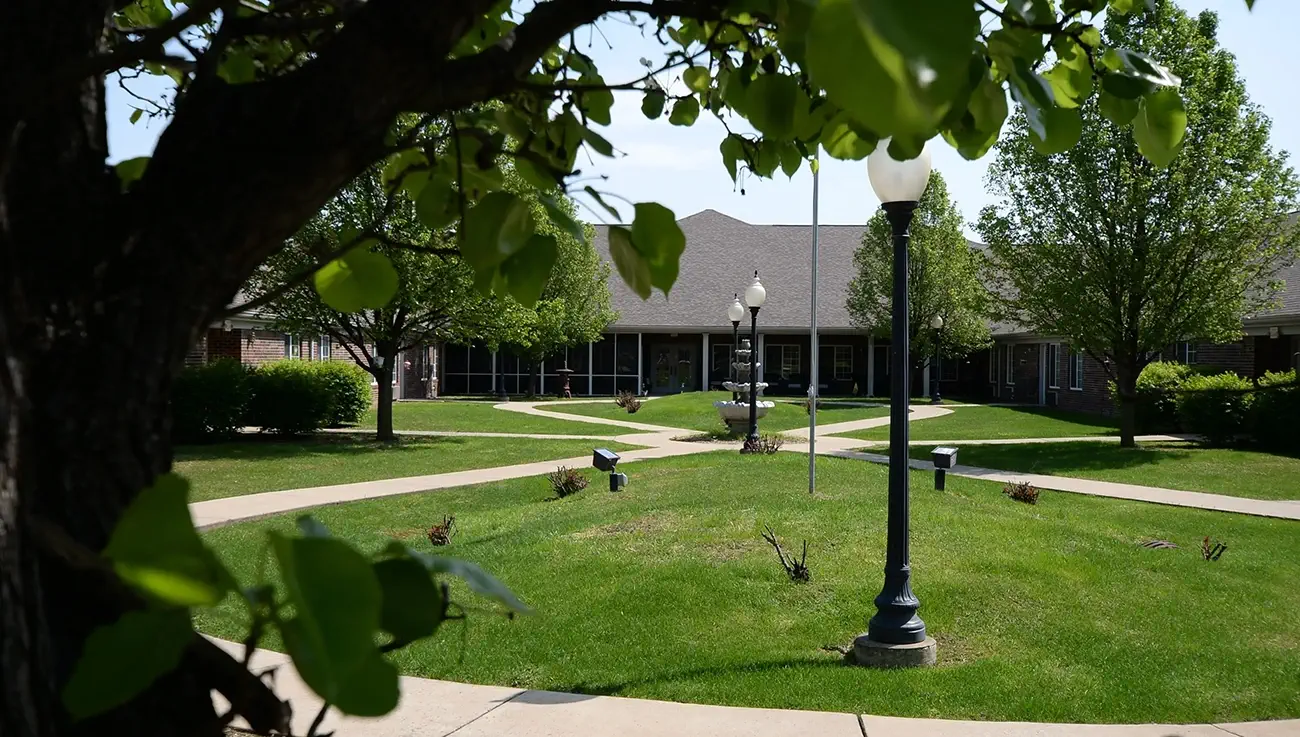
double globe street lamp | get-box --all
[741,272,767,452]
[854,141,938,668]
[728,294,745,402]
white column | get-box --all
[636,332,644,395]
[1038,343,1048,405]
[588,341,594,396]
[922,362,931,398]
[756,332,766,384]
[866,335,875,396]
[491,350,497,393]
[701,332,710,391]
[539,360,545,395]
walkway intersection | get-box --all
[199,398,1300,736]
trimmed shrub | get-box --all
[1253,370,1300,452]
[312,360,371,425]
[1175,371,1254,446]
[614,390,641,414]
[1133,361,1193,433]
[172,358,251,443]
[247,360,336,434]
[547,466,589,497]
[1003,480,1039,504]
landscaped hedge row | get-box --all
[1131,361,1298,450]
[173,358,371,442]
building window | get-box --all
[1046,343,1060,389]
[320,336,331,359]
[1179,341,1197,365]
[1005,345,1015,386]
[712,343,733,373]
[773,345,800,379]
[939,357,958,382]
[1069,350,1084,390]
[285,334,300,359]
[833,346,853,381]
[989,348,996,383]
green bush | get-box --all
[312,360,371,425]
[1175,371,1255,446]
[172,358,252,443]
[247,360,337,434]
[1133,361,1193,433]
[1253,370,1300,453]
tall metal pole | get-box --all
[743,307,760,453]
[868,200,927,645]
[808,159,820,495]
[731,320,740,402]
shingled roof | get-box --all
[594,209,867,331]
[1247,212,1300,324]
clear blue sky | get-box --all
[107,0,1299,234]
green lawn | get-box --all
[357,401,620,435]
[547,391,889,433]
[176,435,638,502]
[909,441,1300,501]
[838,405,1120,442]
[196,452,1300,723]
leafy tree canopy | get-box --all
[847,171,992,364]
[976,0,1299,445]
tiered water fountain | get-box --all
[713,337,773,434]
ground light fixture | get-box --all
[728,294,745,401]
[930,314,945,405]
[741,272,766,453]
[592,448,627,491]
[854,139,938,668]
[931,446,958,491]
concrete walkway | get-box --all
[197,400,1300,736]
[211,637,1297,737]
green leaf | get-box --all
[1043,39,1094,109]
[501,233,558,306]
[373,557,445,643]
[720,135,746,181]
[381,149,427,195]
[314,246,400,313]
[668,96,700,126]
[219,51,256,84]
[396,546,532,614]
[460,191,536,271]
[1006,0,1053,24]
[941,66,1008,160]
[274,535,393,713]
[63,609,192,719]
[779,143,802,178]
[682,66,711,93]
[1028,105,1082,155]
[1108,0,1146,15]
[331,651,399,717]
[583,186,622,221]
[129,108,143,124]
[820,112,878,160]
[641,89,666,120]
[745,74,799,139]
[630,202,686,293]
[1101,48,1180,94]
[1098,89,1139,125]
[579,75,614,126]
[104,474,231,607]
[541,194,586,244]
[854,0,979,114]
[114,156,149,192]
[1132,87,1187,168]
[415,176,458,230]
[581,126,615,157]
[1008,58,1055,141]
[608,225,652,300]
[987,27,1046,76]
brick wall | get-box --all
[185,332,208,366]
[1195,339,1253,375]
[242,329,287,365]
[1054,351,1115,416]
[207,328,242,362]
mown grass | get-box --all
[909,441,1300,501]
[356,401,620,435]
[838,405,1120,442]
[176,434,638,501]
[196,452,1300,723]
[547,391,889,433]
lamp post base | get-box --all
[851,635,937,669]
[740,435,761,454]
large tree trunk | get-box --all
[375,360,396,441]
[1115,365,1138,448]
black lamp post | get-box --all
[741,272,767,454]
[930,315,944,405]
[853,140,936,667]
[728,294,744,401]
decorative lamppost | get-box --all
[930,315,944,405]
[728,294,745,401]
[741,272,766,453]
[854,140,937,668]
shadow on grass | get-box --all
[940,441,1195,475]
[988,405,1121,433]
[175,433,475,463]
[546,657,850,699]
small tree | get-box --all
[977,2,1300,446]
[847,171,991,386]
[243,168,532,440]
